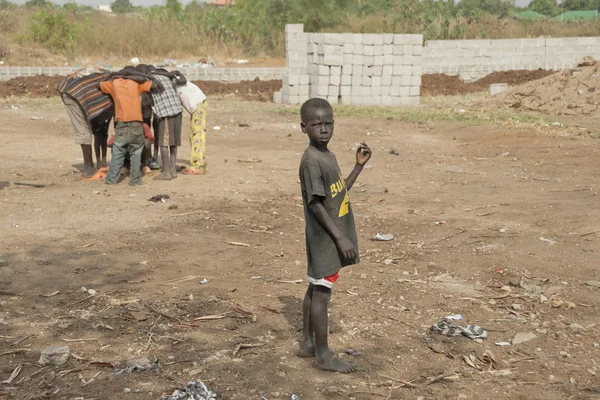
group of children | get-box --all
[59,64,208,185]
[61,71,371,373]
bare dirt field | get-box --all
[1,89,600,400]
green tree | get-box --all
[0,0,16,9]
[457,0,514,17]
[26,9,80,53]
[529,0,557,16]
[561,0,599,10]
[25,0,50,7]
[111,0,133,14]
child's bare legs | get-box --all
[81,144,97,177]
[169,146,178,179]
[154,146,172,180]
[93,133,108,169]
[299,284,355,373]
[297,284,315,357]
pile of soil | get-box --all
[0,75,62,98]
[193,78,282,102]
[0,75,282,102]
[422,70,555,96]
[484,63,600,116]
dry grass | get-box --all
[1,8,600,65]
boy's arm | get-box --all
[309,198,357,262]
[345,142,372,191]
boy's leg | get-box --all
[154,146,172,180]
[105,123,127,184]
[93,133,101,169]
[128,123,145,186]
[297,284,315,357]
[312,285,356,373]
[169,145,178,179]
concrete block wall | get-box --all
[281,24,423,106]
[423,37,600,81]
[0,66,287,82]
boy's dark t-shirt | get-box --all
[299,146,360,279]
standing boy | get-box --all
[99,78,154,185]
[297,98,372,373]
[151,71,185,180]
[177,81,208,175]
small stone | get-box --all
[126,357,152,369]
[501,285,512,292]
[384,259,394,265]
[542,285,564,296]
[276,371,286,378]
[512,303,522,311]
[124,388,131,393]
[540,294,548,303]
[271,392,280,398]
[570,377,577,384]
[0,259,8,267]
[39,345,70,366]
[569,323,586,332]
[559,351,571,358]
[512,332,537,345]
[360,274,367,279]
[508,277,521,286]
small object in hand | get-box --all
[357,143,369,155]
[345,349,360,356]
[148,194,170,203]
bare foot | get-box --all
[82,165,97,178]
[313,353,356,373]
[296,340,315,358]
[171,172,177,179]
[297,341,335,358]
[153,173,172,181]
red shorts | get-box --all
[308,272,339,288]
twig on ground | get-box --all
[228,241,250,247]
[143,301,180,323]
[0,349,30,357]
[66,294,95,308]
[62,338,99,342]
[432,229,467,245]
[232,343,263,357]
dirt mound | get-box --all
[0,75,62,98]
[193,78,282,102]
[0,75,282,102]
[422,70,555,96]
[484,64,600,116]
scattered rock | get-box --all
[39,346,70,366]
[322,386,346,395]
[489,369,513,376]
[508,277,521,286]
[131,311,148,321]
[578,55,596,67]
[520,281,542,294]
[512,332,537,345]
[585,280,600,288]
[0,259,9,267]
[569,323,586,332]
[542,285,564,297]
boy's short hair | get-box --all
[301,97,332,123]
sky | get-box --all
[9,0,534,8]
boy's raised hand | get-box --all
[336,237,357,262]
[356,142,372,166]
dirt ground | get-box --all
[0,93,600,400]
[0,76,283,102]
[421,70,555,96]
[0,68,556,101]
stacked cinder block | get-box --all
[281,24,310,105]
[278,24,424,106]
[305,32,423,106]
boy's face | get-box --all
[301,107,334,149]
